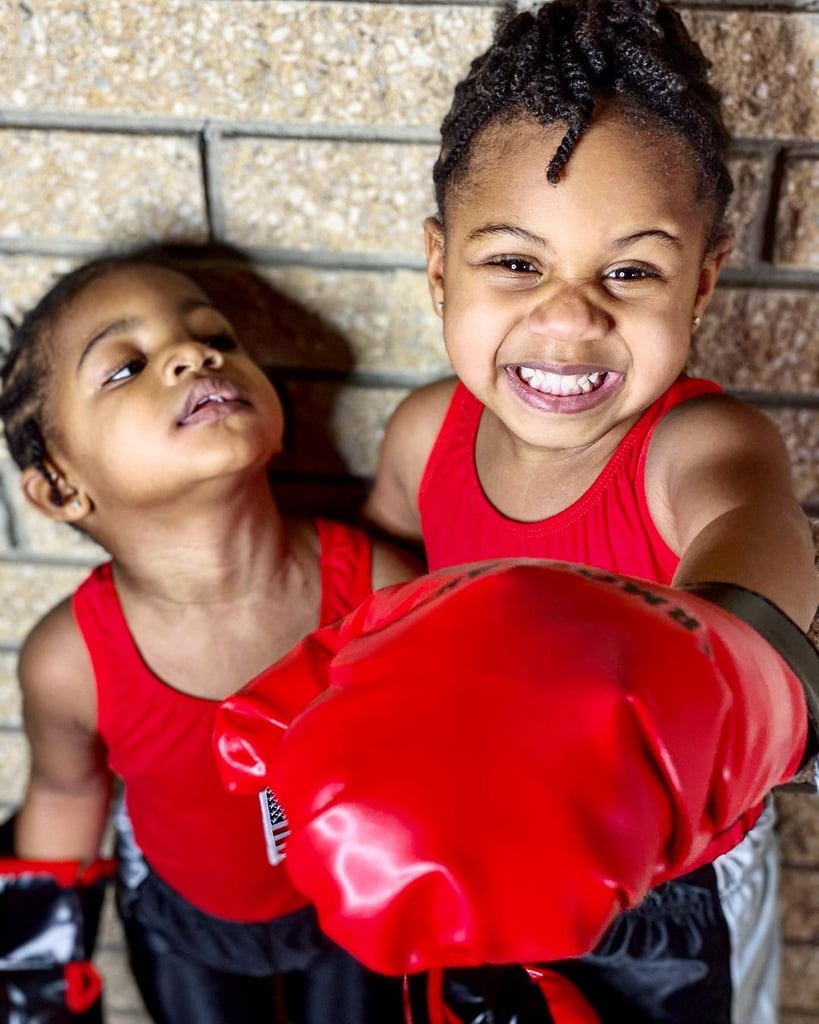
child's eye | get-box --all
[605,265,659,282]
[487,256,540,275]
[106,359,145,384]
[205,332,238,352]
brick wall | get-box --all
[0,1,816,1020]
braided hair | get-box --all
[434,0,733,248]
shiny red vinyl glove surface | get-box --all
[214,560,809,976]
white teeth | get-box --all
[517,367,606,397]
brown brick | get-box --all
[778,791,819,867]
[689,289,819,394]
[0,130,206,245]
[782,943,819,1012]
[781,866,819,943]
[763,407,819,505]
[726,154,769,268]
[775,157,819,271]
[686,12,818,141]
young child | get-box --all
[0,253,416,1024]
[363,1,819,1022]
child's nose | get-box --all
[163,338,224,379]
[527,284,609,345]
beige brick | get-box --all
[782,943,819,1012]
[775,157,819,271]
[0,652,21,727]
[686,12,818,140]
[0,2,489,127]
[262,267,446,376]
[0,563,92,647]
[220,139,437,255]
[689,289,819,394]
[1,6,815,143]
[276,383,409,478]
[778,791,819,866]
[0,730,28,806]
[0,254,80,326]
[97,937,151,1018]
[0,130,206,244]
[725,154,768,268]
[781,866,819,943]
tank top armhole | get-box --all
[633,375,724,576]
[417,383,478,513]
[315,519,374,625]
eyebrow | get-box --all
[465,223,683,252]
[76,298,215,372]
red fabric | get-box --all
[215,562,807,974]
[419,373,758,866]
[73,519,372,922]
[419,374,722,580]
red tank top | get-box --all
[420,375,761,865]
[419,374,722,580]
[72,519,373,922]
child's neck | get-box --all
[475,410,635,523]
[102,477,292,606]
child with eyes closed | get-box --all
[363,1,819,1022]
[0,253,416,1024]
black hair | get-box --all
[0,249,195,502]
[434,0,733,248]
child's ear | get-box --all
[424,217,446,319]
[693,234,732,321]
[20,465,92,524]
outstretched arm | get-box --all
[15,598,112,862]
[648,394,818,630]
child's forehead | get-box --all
[49,264,213,353]
[452,108,703,221]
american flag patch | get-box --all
[259,788,290,866]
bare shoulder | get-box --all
[19,597,97,735]
[651,392,792,483]
[647,392,817,626]
[364,377,459,541]
[379,378,459,467]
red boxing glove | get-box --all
[214,561,818,976]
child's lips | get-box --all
[178,378,248,425]
[506,363,623,412]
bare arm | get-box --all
[647,395,819,631]
[15,600,112,862]
[363,378,458,543]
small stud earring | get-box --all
[437,300,444,312]
[692,315,701,329]
[70,498,82,511]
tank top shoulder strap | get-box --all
[315,518,374,625]
[71,561,139,736]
